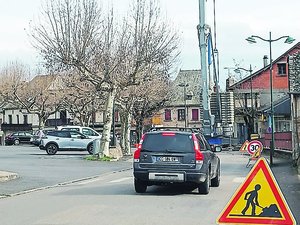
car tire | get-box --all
[46,143,58,155]
[14,139,20,145]
[134,178,147,193]
[211,162,220,187]
[87,143,93,155]
[198,168,210,195]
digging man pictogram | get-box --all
[241,184,261,216]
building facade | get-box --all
[228,42,300,149]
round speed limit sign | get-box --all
[247,140,263,156]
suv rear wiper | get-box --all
[165,149,183,153]
[141,148,153,152]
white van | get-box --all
[57,126,101,138]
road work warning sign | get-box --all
[217,157,296,225]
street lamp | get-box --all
[179,83,189,128]
[246,32,295,166]
[234,65,255,133]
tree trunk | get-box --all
[100,88,116,156]
[38,114,45,129]
[120,108,133,155]
[120,113,126,151]
[136,116,144,143]
[124,113,132,155]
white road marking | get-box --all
[76,177,104,185]
[109,177,132,183]
[233,177,245,183]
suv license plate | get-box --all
[158,156,179,162]
[149,173,184,182]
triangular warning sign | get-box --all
[239,140,249,152]
[217,157,296,225]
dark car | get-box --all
[5,131,33,145]
[133,127,221,194]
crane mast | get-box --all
[198,0,222,140]
[198,0,212,137]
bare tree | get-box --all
[0,62,60,129]
[30,0,179,156]
[232,67,258,140]
[61,72,106,126]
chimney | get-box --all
[263,55,268,67]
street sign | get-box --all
[239,140,249,152]
[247,140,263,156]
[217,157,296,225]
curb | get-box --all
[0,171,19,182]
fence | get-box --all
[261,131,292,153]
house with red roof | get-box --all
[228,42,300,152]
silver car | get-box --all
[39,130,98,155]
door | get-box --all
[69,131,89,150]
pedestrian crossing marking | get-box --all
[217,157,296,224]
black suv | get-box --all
[133,127,221,194]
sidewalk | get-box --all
[261,151,300,224]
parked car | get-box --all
[57,126,100,137]
[5,131,33,145]
[57,125,117,147]
[133,127,221,194]
[39,130,98,155]
[30,129,54,146]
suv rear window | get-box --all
[142,133,194,153]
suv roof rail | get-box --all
[148,127,199,133]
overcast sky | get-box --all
[0,0,300,89]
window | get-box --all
[277,63,287,76]
[164,109,171,121]
[192,109,199,121]
[23,115,28,124]
[8,115,12,124]
[275,120,291,132]
[142,133,194,153]
[82,128,98,136]
[92,112,96,124]
[114,111,119,122]
[177,109,185,121]
[16,115,19,124]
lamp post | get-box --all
[179,83,189,128]
[246,32,295,166]
[234,65,254,133]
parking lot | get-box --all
[0,145,131,196]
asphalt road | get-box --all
[0,145,299,224]
[0,150,250,225]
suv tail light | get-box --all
[133,134,145,162]
[192,134,203,163]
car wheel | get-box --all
[211,162,220,187]
[14,139,20,145]
[87,144,93,155]
[46,143,58,155]
[198,168,210,195]
[134,178,147,193]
